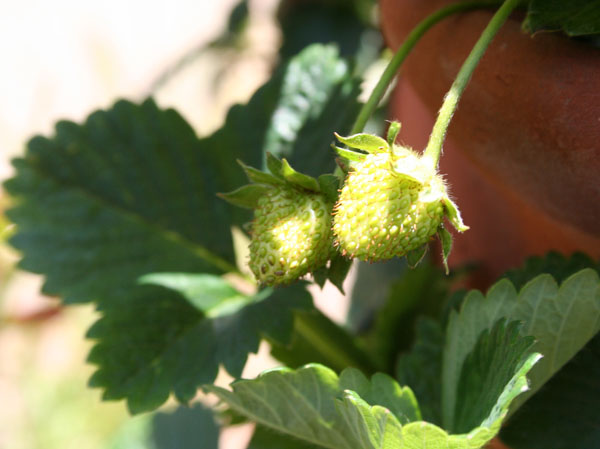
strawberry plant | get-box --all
[3,0,599,447]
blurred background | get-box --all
[0,0,381,447]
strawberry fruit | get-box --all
[219,155,337,286]
[332,125,468,270]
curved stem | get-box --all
[423,0,522,168]
[350,0,502,135]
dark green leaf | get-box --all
[524,0,600,36]
[4,99,238,307]
[218,184,271,209]
[396,318,445,425]
[226,0,249,36]
[501,332,600,449]
[151,403,219,449]
[334,132,389,154]
[87,284,312,413]
[366,262,449,372]
[502,251,600,290]
[281,159,321,192]
[199,44,358,224]
[269,309,375,375]
[277,0,375,61]
[264,45,361,177]
[454,320,537,433]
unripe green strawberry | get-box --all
[333,139,466,263]
[249,186,333,286]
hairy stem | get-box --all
[350,0,502,135]
[423,0,522,168]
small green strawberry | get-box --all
[219,154,338,286]
[248,185,332,285]
[332,124,468,271]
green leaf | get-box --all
[501,331,600,449]
[337,368,421,423]
[138,273,248,317]
[207,361,538,449]
[438,227,453,275]
[453,319,537,433]
[264,45,361,177]
[396,318,445,425]
[249,426,319,449]
[218,184,271,209]
[206,365,417,449]
[524,0,600,36]
[281,159,321,192]
[151,403,219,449]
[442,269,600,430]
[87,284,312,413]
[4,99,238,307]
[199,43,359,226]
[334,132,389,154]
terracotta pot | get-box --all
[380,0,600,287]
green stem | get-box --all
[350,0,501,135]
[423,0,522,168]
[294,310,378,374]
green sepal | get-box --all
[332,144,368,163]
[406,244,428,269]
[334,132,389,154]
[318,174,340,204]
[266,152,284,179]
[327,253,352,295]
[312,266,328,289]
[391,170,424,187]
[281,158,321,192]
[387,121,401,146]
[438,226,453,275]
[443,196,469,232]
[217,184,272,209]
[237,160,283,186]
